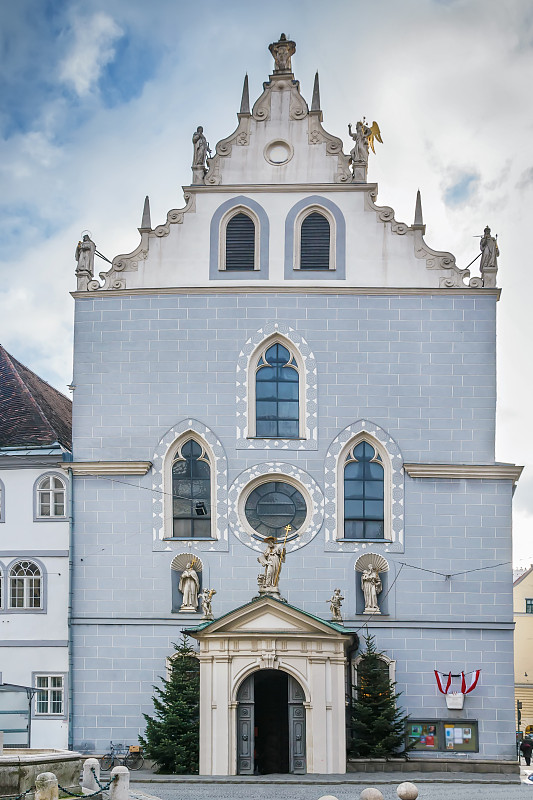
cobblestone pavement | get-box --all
[132,779,531,799]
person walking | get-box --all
[520,736,533,766]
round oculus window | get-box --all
[264,140,293,166]
[244,480,306,542]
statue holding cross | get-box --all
[257,526,291,597]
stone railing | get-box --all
[0,759,130,800]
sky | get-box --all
[1,0,532,566]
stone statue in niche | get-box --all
[192,126,211,167]
[361,565,383,614]
[199,588,216,620]
[257,537,285,597]
[75,234,96,290]
[268,33,296,73]
[179,561,200,612]
[328,588,344,622]
[480,226,499,270]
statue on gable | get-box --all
[75,234,96,290]
[269,33,296,73]
[361,565,382,614]
[348,119,383,168]
[328,588,344,622]
[479,226,499,288]
[199,588,216,620]
[480,226,499,270]
[257,537,285,597]
[192,126,211,168]
[179,560,200,612]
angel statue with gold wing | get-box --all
[348,119,383,167]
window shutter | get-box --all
[225,213,255,270]
[300,212,330,269]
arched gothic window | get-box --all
[171,440,212,538]
[225,212,256,270]
[343,441,384,539]
[9,561,42,609]
[36,475,66,518]
[255,342,300,438]
[300,211,331,270]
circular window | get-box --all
[264,140,293,166]
[244,480,307,541]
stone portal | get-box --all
[187,596,354,775]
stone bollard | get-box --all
[360,790,384,800]
[109,766,129,800]
[82,758,101,792]
[397,783,419,800]
[318,796,339,800]
[35,772,59,800]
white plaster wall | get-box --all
[0,468,69,550]
[118,188,448,291]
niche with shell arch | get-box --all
[354,552,390,616]
[170,553,203,614]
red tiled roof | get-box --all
[0,346,72,450]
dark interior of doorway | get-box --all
[254,670,289,774]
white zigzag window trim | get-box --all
[235,322,318,450]
[323,420,405,553]
[151,419,229,552]
[229,462,324,553]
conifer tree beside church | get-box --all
[349,633,411,758]
[140,635,200,773]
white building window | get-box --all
[35,675,64,715]
[9,561,42,609]
[36,475,66,518]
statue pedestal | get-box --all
[481,266,497,288]
[191,166,206,185]
[352,163,368,183]
[363,606,381,615]
[179,604,197,612]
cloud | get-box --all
[58,12,123,97]
[516,166,533,191]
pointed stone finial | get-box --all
[239,74,250,114]
[311,71,321,111]
[139,196,151,233]
[269,33,296,74]
[412,189,425,232]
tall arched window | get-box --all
[9,561,42,609]
[343,441,384,539]
[300,211,331,270]
[255,342,300,438]
[171,439,212,538]
[36,475,66,518]
[225,212,256,270]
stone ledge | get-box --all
[60,461,152,476]
[403,463,523,483]
[346,757,519,775]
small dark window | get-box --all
[225,213,255,270]
[526,599,533,614]
[344,441,384,540]
[172,440,212,538]
[256,343,299,438]
[300,212,330,270]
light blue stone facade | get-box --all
[71,290,516,760]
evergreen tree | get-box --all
[140,634,200,773]
[349,632,412,758]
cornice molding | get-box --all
[404,463,523,483]
[61,461,152,476]
[182,182,378,193]
[72,286,501,300]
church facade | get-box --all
[68,35,520,772]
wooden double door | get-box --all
[236,669,306,774]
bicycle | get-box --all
[100,742,145,771]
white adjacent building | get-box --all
[0,345,72,749]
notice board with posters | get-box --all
[406,720,479,752]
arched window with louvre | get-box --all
[225,212,256,270]
[300,211,331,270]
